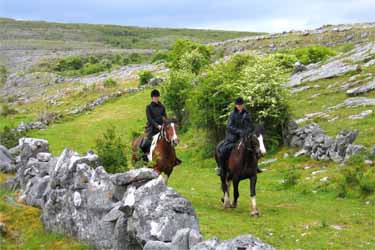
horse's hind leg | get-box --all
[249,175,259,217]
[221,174,232,209]
[232,178,239,208]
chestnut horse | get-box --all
[215,125,266,217]
[132,118,180,183]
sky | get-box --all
[1,0,375,32]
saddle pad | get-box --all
[147,132,160,162]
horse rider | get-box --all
[140,89,166,160]
[216,97,262,176]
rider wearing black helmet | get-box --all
[216,97,262,176]
[140,89,167,158]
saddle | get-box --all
[140,133,160,162]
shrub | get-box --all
[80,63,106,75]
[189,53,290,149]
[289,45,337,65]
[359,173,375,197]
[231,55,290,150]
[103,77,117,88]
[162,70,195,124]
[273,53,298,71]
[282,167,300,187]
[99,59,112,70]
[0,65,7,86]
[188,54,253,139]
[54,56,83,71]
[152,51,169,63]
[0,126,26,149]
[0,103,17,117]
[168,39,212,72]
[87,55,99,64]
[138,70,154,86]
[336,159,375,198]
[95,125,128,173]
[129,53,141,63]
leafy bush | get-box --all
[162,40,212,126]
[289,45,337,65]
[95,125,128,173]
[336,157,375,198]
[162,70,195,124]
[0,65,7,86]
[138,70,154,86]
[168,39,212,72]
[50,53,152,76]
[129,53,141,63]
[80,63,107,75]
[0,103,17,117]
[188,54,253,139]
[189,53,290,149]
[152,51,169,63]
[273,53,298,71]
[282,167,300,187]
[103,77,117,88]
[54,56,83,71]
[0,126,26,148]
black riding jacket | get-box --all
[225,108,254,142]
[146,101,167,130]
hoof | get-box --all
[231,203,237,209]
[251,210,260,217]
[224,203,232,209]
[221,197,224,203]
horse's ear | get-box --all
[162,116,168,124]
[172,116,178,124]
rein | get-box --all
[159,124,172,144]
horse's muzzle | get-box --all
[172,138,179,146]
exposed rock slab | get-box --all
[346,80,375,96]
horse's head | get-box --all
[242,124,266,159]
[161,117,179,147]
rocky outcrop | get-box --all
[329,97,375,109]
[287,60,359,87]
[348,110,373,120]
[3,138,274,250]
[148,77,165,86]
[191,235,274,250]
[292,61,307,74]
[286,122,366,162]
[0,145,15,173]
[346,80,375,96]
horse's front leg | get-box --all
[232,178,239,208]
[249,175,259,217]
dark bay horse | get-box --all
[132,118,181,183]
[215,125,266,216]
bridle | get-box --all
[159,124,171,143]
[238,134,262,160]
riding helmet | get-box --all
[151,89,160,97]
[235,97,244,105]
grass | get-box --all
[20,89,375,249]
[0,173,90,250]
